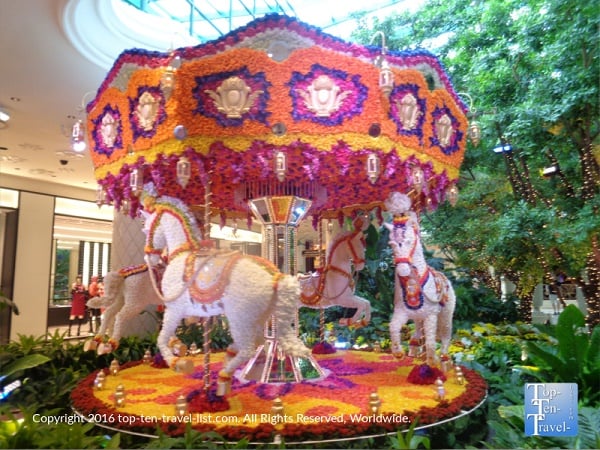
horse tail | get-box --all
[273,274,310,357]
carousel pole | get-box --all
[318,218,325,343]
[202,174,213,392]
[241,180,325,382]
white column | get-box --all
[10,192,54,340]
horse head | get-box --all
[383,212,420,277]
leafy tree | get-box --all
[353,0,600,327]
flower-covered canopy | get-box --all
[87,14,468,224]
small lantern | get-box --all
[455,366,464,385]
[142,349,152,364]
[366,153,381,184]
[435,378,445,401]
[109,359,120,376]
[94,371,106,390]
[114,384,126,407]
[175,395,188,416]
[274,151,286,182]
[129,168,143,195]
[412,165,424,193]
[71,120,86,152]
[447,184,459,206]
[373,341,382,353]
[271,397,284,422]
[369,392,381,414]
[468,120,481,146]
[189,342,199,355]
[176,155,191,188]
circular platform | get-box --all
[71,350,487,443]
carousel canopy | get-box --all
[87,14,468,224]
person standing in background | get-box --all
[68,275,88,336]
[87,275,102,333]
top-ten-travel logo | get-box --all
[524,383,578,436]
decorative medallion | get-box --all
[205,76,264,119]
[289,64,368,126]
[99,112,118,147]
[296,75,350,117]
[435,113,454,147]
[91,105,122,157]
[129,87,167,141]
[397,93,421,130]
[135,91,160,131]
[430,105,463,155]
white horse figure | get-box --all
[86,265,162,354]
[141,185,309,385]
[298,216,371,326]
[382,192,456,366]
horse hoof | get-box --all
[97,343,113,355]
[174,359,194,374]
[83,340,98,352]
[392,351,406,360]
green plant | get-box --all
[143,425,249,449]
[486,404,600,449]
[518,305,600,406]
[386,418,430,449]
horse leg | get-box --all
[389,308,408,358]
[437,289,456,358]
[157,302,185,368]
[349,295,371,327]
[422,314,438,366]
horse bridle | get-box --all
[309,230,365,300]
[391,216,419,266]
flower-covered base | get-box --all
[71,351,486,442]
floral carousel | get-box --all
[72,14,487,444]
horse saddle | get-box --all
[184,251,243,304]
[298,271,323,306]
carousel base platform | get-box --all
[71,350,487,443]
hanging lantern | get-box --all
[274,151,287,182]
[160,55,181,100]
[366,153,381,184]
[447,184,459,206]
[176,155,191,188]
[130,168,143,195]
[71,119,86,152]
[412,165,424,193]
[379,59,394,97]
[468,120,481,146]
[95,185,107,207]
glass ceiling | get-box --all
[120,0,413,43]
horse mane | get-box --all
[326,229,356,260]
[153,195,203,241]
